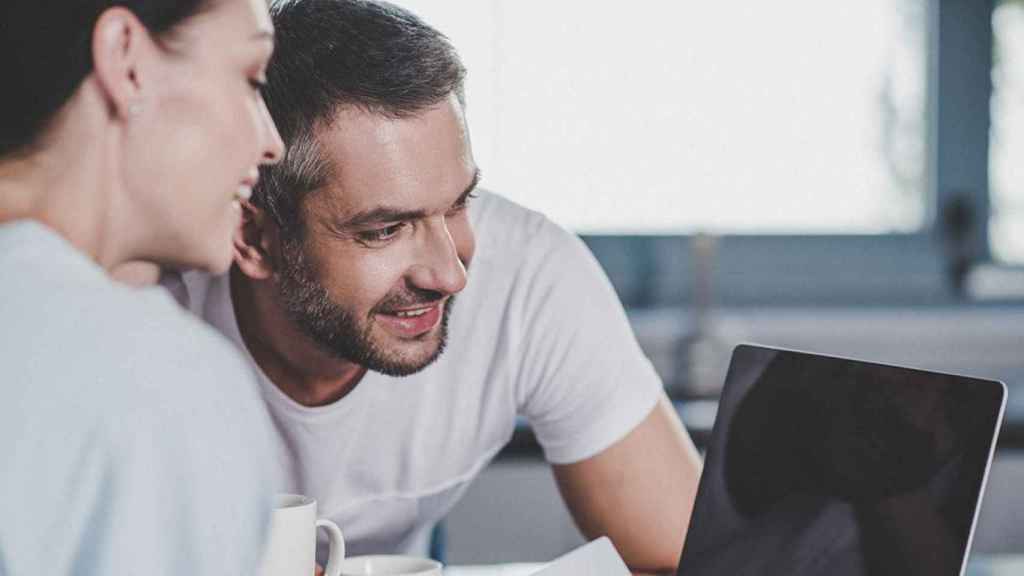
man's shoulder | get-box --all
[470,190,586,268]
[437,191,612,371]
[0,241,255,428]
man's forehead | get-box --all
[319,97,469,157]
[312,98,475,218]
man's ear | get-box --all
[91,7,153,119]
[234,201,277,280]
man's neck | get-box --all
[229,267,368,407]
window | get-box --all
[401,1,929,235]
[395,1,1019,307]
[990,0,1024,264]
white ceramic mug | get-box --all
[259,494,346,576]
[338,555,443,576]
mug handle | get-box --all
[316,519,346,576]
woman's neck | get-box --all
[0,112,130,271]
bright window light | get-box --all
[991,0,1024,264]
[398,1,929,234]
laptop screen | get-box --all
[677,345,1006,576]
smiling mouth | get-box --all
[375,301,445,338]
[395,308,430,317]
[235,168,259,204]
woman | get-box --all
[0,0,284,574]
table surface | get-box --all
[445,564,544,576]
[444,555,1024,576]
[966,555,1024,575]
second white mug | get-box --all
[338,555,443,576]
[260,493,346,576]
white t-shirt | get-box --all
[0,221,274,576]
[170,191,663,556]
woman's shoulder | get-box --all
[0,222,254,401]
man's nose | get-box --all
[407,219,468,296]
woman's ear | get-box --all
[91,7,153,119]
[234,201,277,280]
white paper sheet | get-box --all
[444,537,630,576]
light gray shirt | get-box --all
[0,221,274,576]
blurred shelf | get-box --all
[497,398,1024,460]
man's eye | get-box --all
[358,224,404,244]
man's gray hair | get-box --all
[253,0,467,236]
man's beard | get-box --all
[274,235,453,377]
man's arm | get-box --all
[552,392,702,575]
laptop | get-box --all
[677,344,1007,576]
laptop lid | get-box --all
[677,344,1007,576]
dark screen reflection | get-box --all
[677,346,1004,576]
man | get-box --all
[167,0,702,572]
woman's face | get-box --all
[122,0,283,273]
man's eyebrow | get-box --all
[338,206,428,229]
[453,169,482,207]
[338,169,482,229]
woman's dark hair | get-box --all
[0,0,212,158]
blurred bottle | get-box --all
[671,233,739,398]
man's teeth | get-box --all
[235,185,253,202]
[393,308,431,318]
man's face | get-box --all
[274,94,478,376]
